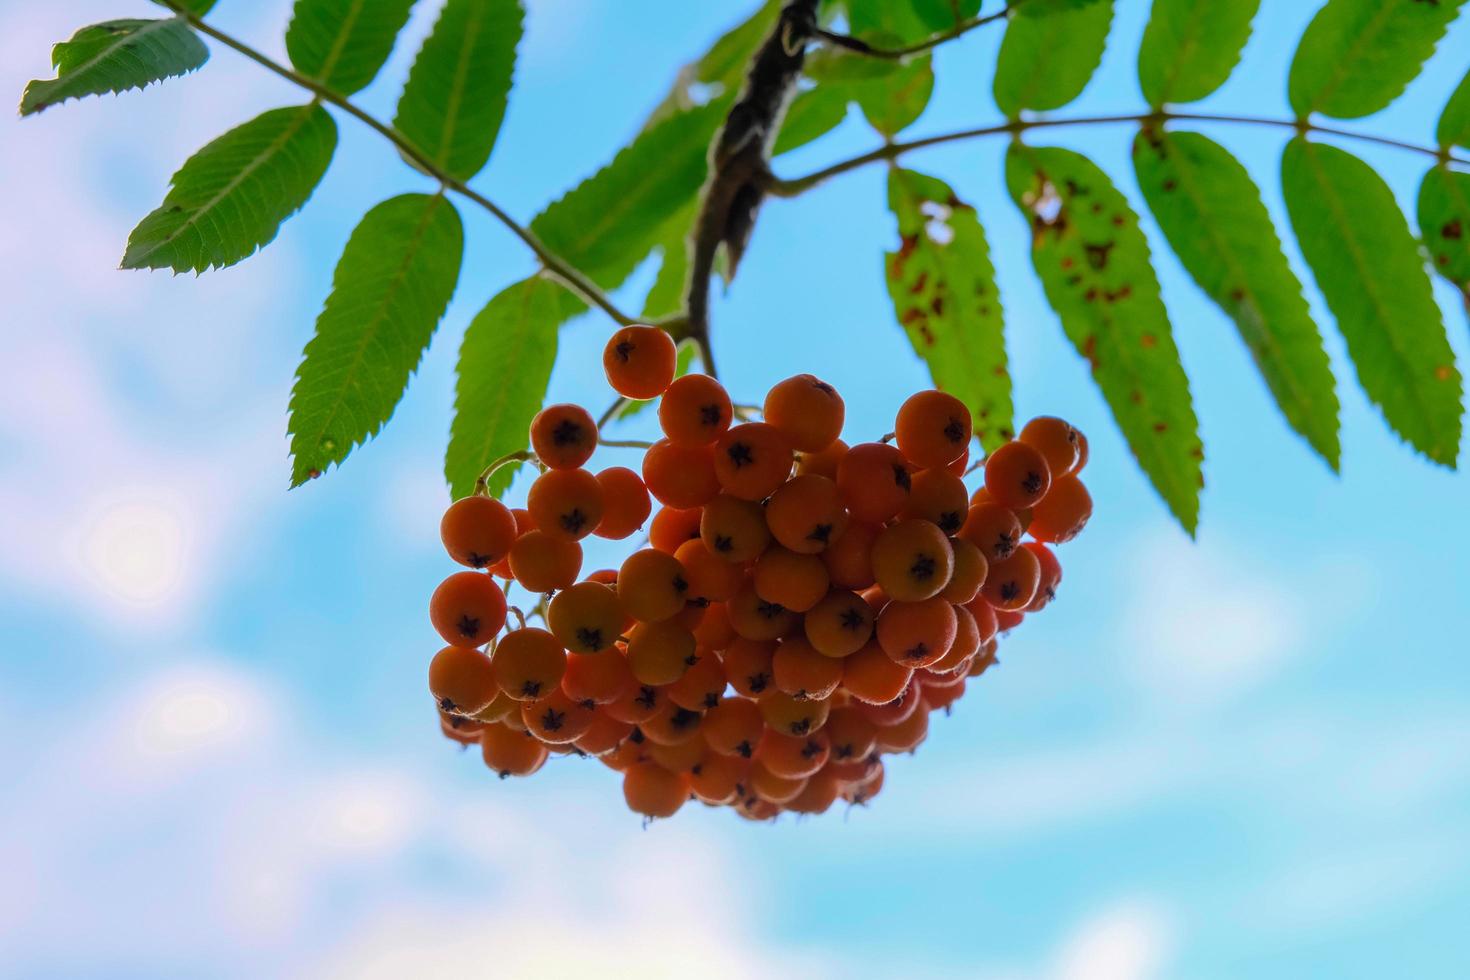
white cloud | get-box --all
[1052,900,1175,980]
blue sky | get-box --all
[2,1,1468,977]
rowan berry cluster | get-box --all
[428,325,1093,822]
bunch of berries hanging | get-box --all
[428,326,1093,822]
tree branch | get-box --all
[159,1,636,328]
[814,4,1015,61]
[684,0,821,380]
[768,110,1470,197]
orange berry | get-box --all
[965,596,999,646]
[803,590,875,658]
[600,735,648,771]
[765,474,848,554]
[616,548,689,623]
[772,636,843,701]
[786,769,842,814]
[626,620,695,685]
[876,597,957,668]
[1019,415,1082,477]
[666,652,726,711]
[622,761,689,819]
[488,507,532,579]
[639,701,704,746]
[649,506,703,553]
[737,797,782,821]
[699,493,771,563]
[984,440,1052,511]
[429,571,507,648]
[874,699,929,753]
[855,676,922,726]
[1029,474,1092,543]
[996,607,1025,632]
[713,423,794,501]
[796,438,848,480]
[922,676,966,712]
[720,637,777,698]
[930,603,980,672]
[981,546,1041,611]
[674,538,745,603]
[645,735,706,773]
[895,390,971,468]
[429,645,499,715]
[821,705,878,761]
[702,695,764,757]
[441,495,517,569]
[1074,429,1090,472]
[642,438,719,509]
[947,444,971,477]
[753,546,830,613]
[958,501,1022,562]
[468,689,519,723]
[899,468,969,536]
[547,581,623,654]
[836,442,912,523]
[527,467,604,541]
[593,467,651,539]
[530,403,597,470]
[841,760,884,805]
[821,521,879,590]
[749,763,808,805]
[561,647,635,704]
[440,710,483,745]
[870,519,955,602]
[573,712,634,756]
[521,688,595,744]
[693,600,736,649]
[480,723,548,778]
[492,627,567,701]
[604,325,677,400]
[938,538,984,605]
[690,751,747,804]
[658,373,733,447]
[507,529,582,592]
[758,690,830,736]
[1023,541,1062,612]
[763,374,845,453]
[968,644,999,678]
[756,728,830,779]
[604,683,664,725]
[726,585,799,642]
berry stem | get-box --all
[155,1,636,329]
[473,450,538,496]
[598,438,657,449]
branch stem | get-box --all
[815,4,1015,60]
[161,2,635,327]
[770,110,1470,197]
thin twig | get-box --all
[598,437,656,449]
[597,396,631,428]
[814,4,1015,61]
[768,110,1470,197]
[159,1,635,327]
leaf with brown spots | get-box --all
[886,168,1013,452]
[1134,130,1339,469]
[1006,143,1202,534]
[1283,138,1462,468]
[1417,166,1470,304]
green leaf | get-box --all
[886,168,1013,452]
[290,194,464,486]
[909,0,982,32]
[1282,138,1462,467]
[1438,70,1470,149]
[122,103,337,273]
[393,0,521,181]
[618,341,699,423]
[154,0,218,14]
[774,85,849,155]
[847,0,935,136]
[285,0,416,96]
[19,18,208,116]
[1134,130,1339,468]
[994,0,1113,119]
[1006,143,1203,533]
[446,276,584,499]
[1017,0,1107,15]
[1137,0,1258,108]
[530,100,728,291]
[642,206,696,320]
[1418,166,1470,302]
[1288,0,1467,120]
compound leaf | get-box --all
[994,0,1113,119]
[290,193,464,486]
[846,0,935,136]
[122,102,337,272]
[1418,165,1470,302]
[909,0,982,32]
[774,85,849,154]
[285,0,416,96]
[1438,69,1470,150]
[1137,0,1258,108]
[20,17,207,116]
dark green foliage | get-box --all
[1137,0,1258,108]
[20,18,207,116]
[289,194,464,486]
[1419,166,1470,301]
[886,168,1013,452]
[1439,70,1470,150]
[1282,139,1462,467]
[285,0,416,95]
[1007,144,1203,533]
[1134,130,1339,468]
[393,0,521,180]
